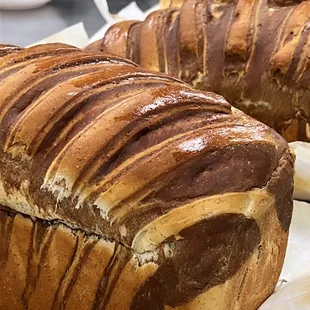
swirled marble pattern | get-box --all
[0,44,294,309]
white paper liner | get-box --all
[30,22,89,49]
[260,276,310,310]
[290,142,310,201]
[260,200,310,309]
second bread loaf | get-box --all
[89,0,310,142]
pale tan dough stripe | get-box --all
[225,0,256,59]
[139,13,160,71]
[0,58,37,79]
[270,2,310,74]
[179,1,199,57]
[244,0,264,74]
[132,190,274,253]
[0,214,33,310]
[265,5,294,72]
[162,10,177,75]
[0,63,45,122]
[106,258,158,310]
[65,238,116,310]
[0,179,52,220]
[201,1,208,78]
[52,236,96,308]
[295,34,310,82]
[22,221,55,306]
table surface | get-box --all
[0,0,157,46]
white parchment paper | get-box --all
[30,22,89,48]
[290,142,310,202]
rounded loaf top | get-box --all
[0,43,291,248]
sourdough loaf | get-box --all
[0,43,294,309]
[88,0,310,142]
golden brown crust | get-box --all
[0,208,117,309]
[0,44,294,309]
[93,0,310,142]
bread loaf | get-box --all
[88,0,310,142]
[0,43,294,309]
